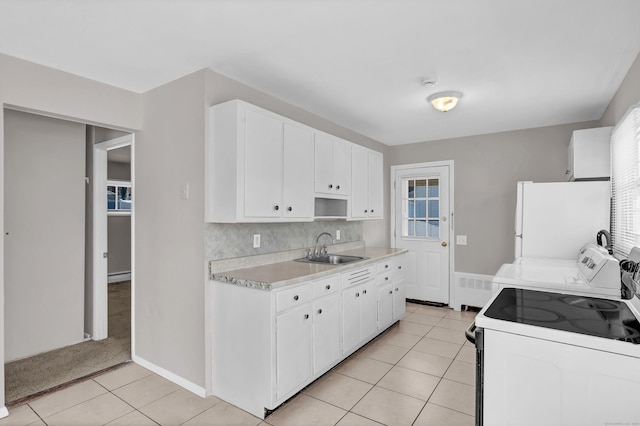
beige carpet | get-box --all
[5,281,131,403]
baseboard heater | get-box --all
[450,272,493,311]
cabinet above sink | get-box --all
[206,100,383,223]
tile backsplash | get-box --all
[204,220,363,261]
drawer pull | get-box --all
[395,288,399,291]
[318,309,323,314]
[293,295,299,301]
[326,284,331,290]
[304,314,309,320]
[336,185,341,190]
[385,264,389,269]
[363,289,367,295]
[356,293,360,298]
[398,266,402,270]
[389,290,393,295]
[328,184,333,189]
[385,277,389,281]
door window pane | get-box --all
[402,177,440,239]
[107,180,132,213]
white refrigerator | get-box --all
[514,181,610,259]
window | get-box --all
[402,177,440,238]
[611,104,640,258]
[107,180,132,214]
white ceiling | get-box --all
[1,1,640,146]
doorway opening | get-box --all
[3,109,134,404]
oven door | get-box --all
[465,322,483,426]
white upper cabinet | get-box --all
[207,100,314,222]
[350,146,383,219]
[314,132,351,197]
[567,126,612,181]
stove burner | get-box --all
[502,305,563,323]
[557,295,621,312]
[569,319,640,343]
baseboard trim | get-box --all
[108,272,131,283]
[0,406,8,419]
[132,355,206,398]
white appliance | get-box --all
[493,243,621,298]
[470,288,640,426]
[514,181,610,259]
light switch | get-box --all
[180,183,189,200]
[456,235,468,245]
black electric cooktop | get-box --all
[484,288,640,344]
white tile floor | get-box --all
[1,303,476,426]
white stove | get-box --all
[492,243,622,298]
[469,251,640,426]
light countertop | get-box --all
[210,247,406,290]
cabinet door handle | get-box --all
[318,309,323,314]
[274,205,280,211]
[364,209,368,213]
[287,206,292,212]
[398,266,402,270]
[293,295,299,301]
[389,290,393,295]
[356,293,360,298]
[395,288,399,291]
[304,314,309,320]
[336,185,340,190]
[325,284,331,290]
[385,277,389,281]
[371,209,374,213]
[328,184,333,189]
[385,264,389,269]
[363,289,367,295]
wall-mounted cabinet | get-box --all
[207,99,383,223]
[350,146,383,219]
[314,133,351,198]
[567,126,612,181]
[207,100,314,222]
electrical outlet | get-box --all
[456,235,468,245]
[253,234,261,248]
[336,230,341,240]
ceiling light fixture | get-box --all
[427,91,463,112]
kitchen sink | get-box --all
[295,254,368,265]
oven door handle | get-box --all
[465,321,476,344]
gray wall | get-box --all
[388,121,600,275]
[600,52,640,126]
[0,52,141,408]
[4,109,86,361]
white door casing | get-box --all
[391,162,454,304]
[92,134,133,340]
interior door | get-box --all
[393,165,451,304]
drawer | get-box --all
[276,284,312,313]
[377,259,396,274]
[378,270,394,285]
[313,275,340,299]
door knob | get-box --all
[441,241,448,247]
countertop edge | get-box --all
[210,248,408,291]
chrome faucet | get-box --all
[314,232,334,257]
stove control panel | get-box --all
[577,246,620,289]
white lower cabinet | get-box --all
[276,304,313,399]
[312,293,341,374]
[210,254,407,419]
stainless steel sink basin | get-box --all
[295,254,368,265]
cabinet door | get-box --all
[313,293,341,374]
[283,123,314,219]
[392,278,406,321]
[244,108,283,217]
[351,146,369,218]
[377,284,393,330]
[342,285,361,355]
[314,133,334,194]
[360,280,378,340]
[333,138,352,195]
[276,304,313,399]
[368,151,383,218]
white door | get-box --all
[392,163,452,304]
